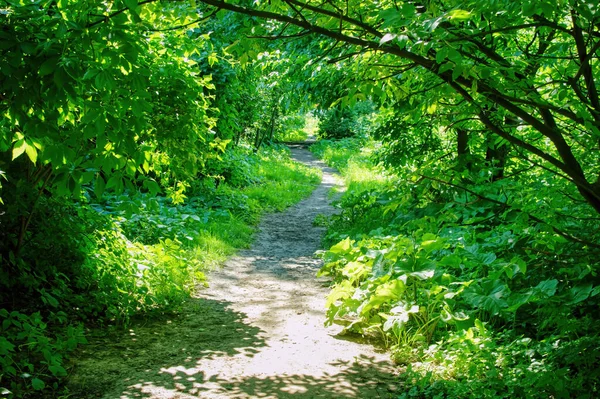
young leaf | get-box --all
[25,141,38,163]
[12,139,26,160]
[329,237,353,255]
[447,9,473,20]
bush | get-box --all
[0,310,86,397]
[316,102,375,139]
[203,144,263,188]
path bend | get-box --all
[68,147,398,399]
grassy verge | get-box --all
[310,138,394,245]
[276,113,319,142]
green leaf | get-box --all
[452,64,463,81]
[325,280,354,308]
[53,66,68,88]
[464,280,509,315]
[95,175,106,198]
[105,175,121,190]
[506,290,534,312]
[438,62,453,74]
[123,0,138,10]
[47,293,59,307]
[329,237,353,255]
[447,9,472,21]
[82,68,100,80]
[0,337,15,355]
[420,234,446,252]
[361,279,405,314]
[535,279,558,297]
[31,378,45,390]
[567,284,592,305]
[12,139,26,160]
[394,258,436,280]
[436,47,448,63]
[95,70,116,91]
[48,364,67,377]
[25,141,38,163]
[39,57,59,76]
[447,48,461,64]
[144,179,161,195]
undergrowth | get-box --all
[275,114,309,142]
[312,137,600,399]
[0,145,320,398]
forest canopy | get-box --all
[1,0,600,397]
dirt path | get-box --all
[68,148,398,398]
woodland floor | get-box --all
[67,147,399,399]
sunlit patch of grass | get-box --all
[344,154,390,194]
[243,147,322,211]
[277,113,319,142]
[193,217,255,269]
[311,138,391,197]
[279,129,309,142]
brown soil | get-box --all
[67,147,399,398]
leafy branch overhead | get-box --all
[196,0,600,213]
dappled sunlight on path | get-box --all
[68,147,398,398]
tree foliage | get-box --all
[195,0,600,215]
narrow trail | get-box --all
[69,147,399,399]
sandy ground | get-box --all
[68,147,399,398]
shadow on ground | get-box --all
[119,355,398,398]
[67,298,267,398]
[68,297,399,399]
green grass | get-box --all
[277,113,319,142]
[245,148,321,210]
[310,138,391,198]
[278,128,309,142]
[192,217,255,269]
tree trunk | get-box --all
[486,140,508,181]
[456,128,471,170]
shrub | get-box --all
[316,101,375,139]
